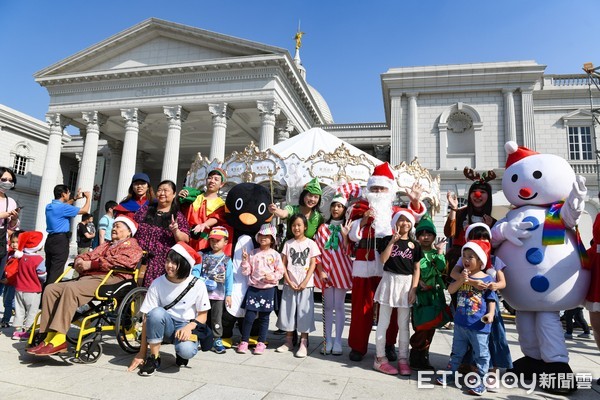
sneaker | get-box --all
[564,332,573,339]
[398,359,411,376]
[276,338,294,353]
[295,338,308,358]
[385,344,397,362]
[138,354,160,376]
[0,322,10,329]
[12,330,29,341]
[578,332,591,339]
[273,329,287,335]
[212,338,226,354]
[175,353,188,367]
[485,375,498,392]
[468,384,487,396]
[253,342,266,355]
[236,341,249,354]
[436,374,456,387]
[373,357,399,375]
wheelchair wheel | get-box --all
[78,338,103,363]
[115,286,147,354]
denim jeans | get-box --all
[145,307,198,360]
[1,286,15,324]
[448,324,490,378]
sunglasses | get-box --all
[0,178,13,183]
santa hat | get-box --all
[114,215,138,237]
[464,222,492,241]
[505,141,539,169]
[15,231,45,258]
[367,162,397,192]
[391,209,416,230]
[330,193,348,207]
[170,241,202,268]
[255,223,278,244]
[462,240,491,269]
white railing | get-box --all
[570,161,598,174]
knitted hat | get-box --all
[114,215,138,237]
[255,223,278,244]
[391,209,416,229]
[505,141,539,169]
[415,215,436,236]
[208,226,229,240]
[462,240,491,269]
[367,162,396,191]
[330,193,348,207]
[15,231,45,258]
[131,172,150,183]
[465,222,492,241]
[171,241,202,268]
[303,178,323,195]
[209,168,227,183]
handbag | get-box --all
[4,257,18,286]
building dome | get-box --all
[308,84,334,124]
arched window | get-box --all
[438,103,483,170]
[10,142,32,176]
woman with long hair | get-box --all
[114,173,156,218]
[0,166,20,328]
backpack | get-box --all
[4,257,18,286]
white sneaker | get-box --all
[295,339,308,358]
[276,339,293,353]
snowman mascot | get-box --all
[491,141,590,393]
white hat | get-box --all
[114,215,138,237]
[330,193,348,207]
[170,241,202,268]
[464,222,492,241]
[255,223,278,244]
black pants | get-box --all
[564,307,590,334]
[44,233,70,288]
[208,299,224,338]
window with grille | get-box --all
[568,126,593,160]
[12,155,27,175]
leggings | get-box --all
[241,310,270,343]
[323,287,347,345]
[376,304,410,359]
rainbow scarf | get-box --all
[542,202,589,268]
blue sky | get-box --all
[0,0,597,124]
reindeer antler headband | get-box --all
[463,167,497,185]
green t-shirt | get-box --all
[284,204,324,239]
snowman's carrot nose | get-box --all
[519,187,533,198]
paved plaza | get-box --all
[0,303,599,400]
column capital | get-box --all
[45,113,72,130]
[257,100,281,117]
[502,88,515,95]
[406,92,419,99]
[208,103,234,119]
[276,120,294,142]
[82,111,108,127]
[163,105,190,122]
[120,108,147,125]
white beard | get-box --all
[366,191,395,237]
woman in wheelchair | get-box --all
[27,215,143,356]
[128,242,210,376]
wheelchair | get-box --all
[27,254,149,363]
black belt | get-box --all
[48,232,69,237]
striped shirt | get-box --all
[314,221,353,290]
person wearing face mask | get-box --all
[0,167,20,328]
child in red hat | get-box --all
[11,231,46,340]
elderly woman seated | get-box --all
[27,215,143,356]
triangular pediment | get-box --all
[35,18,288,78]
[562,109,593,122]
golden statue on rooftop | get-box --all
[294,30,305,50]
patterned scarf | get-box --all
[542,201,589,268]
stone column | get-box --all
[35,113,71,231]
[99,140,122,206]
[117,108,146,201]
[208,103,234,162]
[521,88,536,149]
[390,95,403,165]
[503,89,517,143]
[257,100,281,150]
[162,106,189,182]
[276,120,294,143]
[79,111,107,197]
[407,93,418,162]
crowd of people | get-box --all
[0,158,598,394]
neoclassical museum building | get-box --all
[1,18,599,244]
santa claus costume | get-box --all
[347,163,425,362]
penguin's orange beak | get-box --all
[239,213,257,225]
